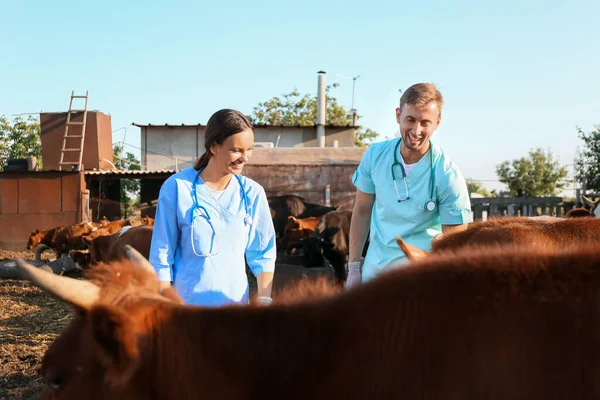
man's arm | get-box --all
[349,189,375,263]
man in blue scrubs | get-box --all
[347,83,472,286]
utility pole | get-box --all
[336,74,360,114]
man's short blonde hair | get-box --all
[399,83,444,116]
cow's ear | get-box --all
[288,216,299,229]
[396,236,427,261]
[88,305,141,387]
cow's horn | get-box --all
[123,245,156,275]
[16,259,100,308]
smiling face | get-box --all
[210,128,254,175]
[395,101,441,162]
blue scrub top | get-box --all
[149,167,277,306]
[352,138,472,282]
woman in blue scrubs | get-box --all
[149,109,276,306]
[347,83,473,287]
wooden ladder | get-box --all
[58,90,88,171]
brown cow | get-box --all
[106,225,153,262]
[122,216,155,227]
[26,225,65,251]
[268,195,337,237]
[17,242,600,399]
[279,216,322,251]
[53,222,101,255]
[582,195,600,217]
[84,225,153,265]
[565,207,593,218]
[290,210,364,284]
[83,233,114,265]
[83,219,127,241]
[397,216,600,261]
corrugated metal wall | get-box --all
[0,172,85,250]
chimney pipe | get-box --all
[352,109,359,127]
[316,70,326,147]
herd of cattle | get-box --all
[24,195,365,284]
[25,194,600,286]
[14,192,600,399]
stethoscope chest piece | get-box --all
[426,200,436,212]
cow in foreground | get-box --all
[397,216,600,261]
[17,242,600,399]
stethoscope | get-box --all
[190,168,252,257]
[391,138,437,212]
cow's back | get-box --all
[433,217,600,253]
[106,225,154,262]
[332,244,600,399]
[35,242,600,399]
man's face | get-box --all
[395,101,441,154]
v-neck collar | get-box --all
[396,139,433,185]
[193,168,238,220]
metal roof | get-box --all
[83,169,176,176]
[131,123,358,129]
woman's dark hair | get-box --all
[194,109,253,170]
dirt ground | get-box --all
[0,249,258,400]
[0,249,72,400]
[0,249,313,399]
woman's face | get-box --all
[210,128,254,175]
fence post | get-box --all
[82,190,90,223]
[473,204,483,220]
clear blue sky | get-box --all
[2,0,599,196]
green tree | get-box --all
[465,178,492,197]
[495,147,569,197]
[249,85,379,147]
[0,115,42,169]
[574,125,600,195]
[113,144,141,217]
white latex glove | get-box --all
[256,296,273,306]
[345,261,362,289]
